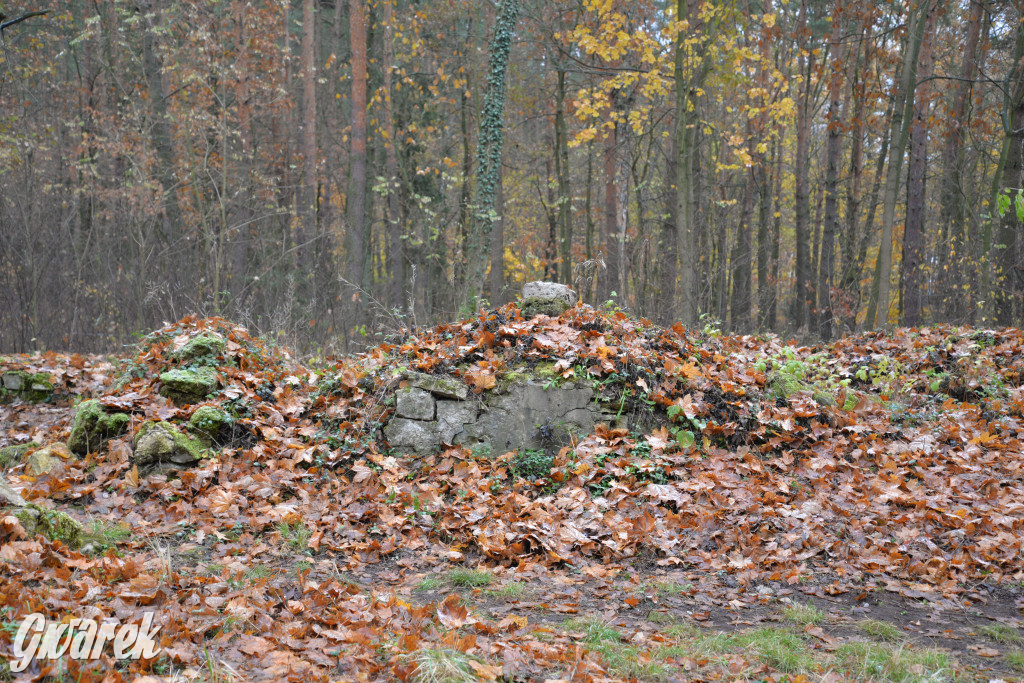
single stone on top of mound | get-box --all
[67,399,131,455]
[133,420,208,471]
[159,366,219,405]
[172,332,227,363]
[520,281,578,318]
[403,371,468,400]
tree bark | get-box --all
[300,0,317,298]
[870,0,929,328]
[901,5,937,327]
[790,0,814,332]
[346,0,369,293]
[462,0,520,311]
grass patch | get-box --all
[562,616,667,680]
[416,576,445,591]
[733,627,816,674]
[860,619,903,642]
[483,580,528,599]
[244,564,273,583]
[641,580,691,597]
[80,520,133,553]
[1006,649,1024,672]
[833,642,952,682]
[405,647,484,683]
[446,568,492,588]
[276,521,312,553]
[782,601,825,626]
[646,612,677,625]
[978,623,1023,644]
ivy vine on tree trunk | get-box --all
[462,0,520,313]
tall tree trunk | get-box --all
[599,123,621,301]
[382,0,405,311]
[901,5,937,327]
[994,21,1024,325]
[939,0,983,321]
[555,69,572,285]
[300,0,317,299]
[730,161,754,331]
[818,5,846,339]
[139,0,181,248]
[346,0,369,294]
[490,166,506,304]
[870,0,930,328]
[790,0,814,332]
[463,0,520,311]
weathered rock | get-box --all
[520,281,578,319]
[1,371,54,402]
[15,504,82,548]
[173,333,227,363]
[67,399,131,455]
[396,388,435,420]
[0,480,27,507]
[188,405,231,443]
[0,442,39,469]
[383,418,440,454]
[436,401,478,444]
[159,367,219,405]
[405,371,468,400]
[134,421,208,470]
[385,379,617,456]
[25,443,72,476]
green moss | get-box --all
[174,333,226,363]
[134,420,209,468]
[0,371,53,402]
[520,296,570,319]
[15,504,82,549]
[0,442,39,469]
[67,400,130,455]
[159,367,218,405]
[188,406,230,442]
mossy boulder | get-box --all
[405,371,468,400]
[1,371,54,402]
[188,405,230,444]
[173,333,227,363]
[25,443,72,476]
[0,442,39,469]
[520,296,572,319]
[133,420,208,471]
[159,367,219,405]
[67,399,131,455]
[15,504,82,549]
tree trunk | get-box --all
[462,0,520,311]
[938,0,983,321]
[382,0,405,311]
[790,0,814,332]
[555,69,572,285]
[346,0,369,294]
[300,0,317,298]
[599,123,621,301]
[870,0,929,328]
[901,5,936,327]
[817,6,846,339]
[994,21,1024,326]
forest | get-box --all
[0,0,1021,351]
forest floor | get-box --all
[1,307,1023,682]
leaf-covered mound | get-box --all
[1,308,1023,679]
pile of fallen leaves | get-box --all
[0,308,1022,681]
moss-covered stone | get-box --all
[15,504,82,549]
[134,420,208,470]
[159,367,219,405]
[188,405,230,443]
[173,333,227,363]
[25,443,72,476]
[520,296,571,319]
[0,442,39,469]
[67,399,131,455]
[0,371,54,402]
[405,371,468,400]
